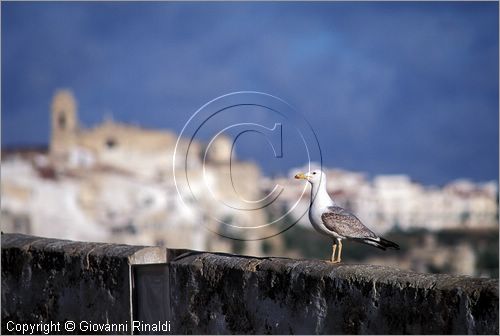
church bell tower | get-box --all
[50,90,78,159]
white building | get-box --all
[270,165,498,234]
[1,90,278,256]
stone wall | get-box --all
[167,251,499,334]
[2,233,498,335]
[1,233,166,334]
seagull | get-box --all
[295,169,399,263]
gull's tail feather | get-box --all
[361,237,400,251]
[378,237,400,250]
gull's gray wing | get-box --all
[321,206,378,239]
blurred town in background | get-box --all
[2,90,498,278]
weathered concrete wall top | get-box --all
[168,251,499,335]
[1,233,166,335]
[2,234,499,335]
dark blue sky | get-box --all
[2,2,498,185]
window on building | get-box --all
[105,137,117,149]
[58,112,66,129]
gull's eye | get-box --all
[312,172,317,175]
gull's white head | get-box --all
[294,169,326,185]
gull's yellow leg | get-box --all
[330,243,337,263]
[336,240,343,263]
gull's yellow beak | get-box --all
[295,172,307,180]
